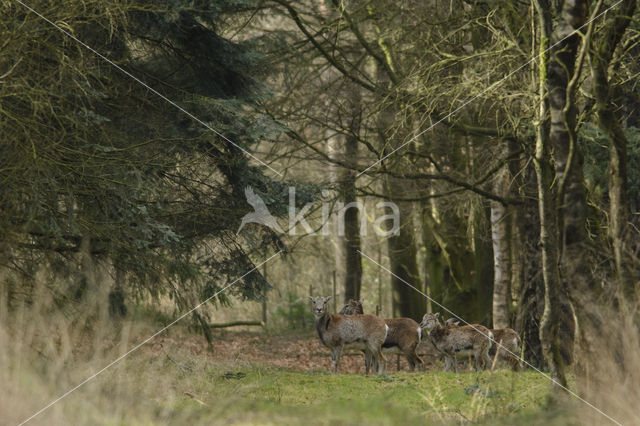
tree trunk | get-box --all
[515,200,546,368]
[508,139,525,325]
[535,122,570,388]
[342,83,363,302]
[534,0,610,389]
[533,0,571,388]
[422,199,445,315]
[327,132,344,298]
[535,146,570,388]
[108,265,127,318]
[491,168,511,329]
[515,161,545,367]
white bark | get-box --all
[491,198,511,329]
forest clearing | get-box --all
[2,312,558,425]
[2,0,640,425]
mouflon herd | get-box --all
[309,296,522,375]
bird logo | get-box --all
[237,186,284,234]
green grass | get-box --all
[111,359,554,425]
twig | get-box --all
[160,343,192,374]
[184,392,208,406]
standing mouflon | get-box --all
[309,296,388,374]
[341,299,423,372]
[443,317,522,371]
[489,328,522,371]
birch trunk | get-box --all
[491,195,511,329]
[533,0,572,388]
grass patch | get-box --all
[87,357,554,425]
[177,367,552,424]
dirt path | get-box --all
[153,329,441,373]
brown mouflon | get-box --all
[341,299,423,372]
[420,312,492,372]
[444,318,522,371]
[309,296,388,374]
[339,299,364,315]
[489,328,522,371]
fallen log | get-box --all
[208,320,265,329]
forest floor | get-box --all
[156,328,445,373]
[3,320,581,426]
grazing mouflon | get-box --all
[309,296,388,374]
[420,312,492,372]
[443,318,522,371]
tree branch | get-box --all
[272,0,377,92]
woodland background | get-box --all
[1,0,640,424]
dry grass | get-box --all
[568,309,640,426]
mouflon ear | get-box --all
[325,295,332,302]
[434,312,440,318]
[308,296,314,301]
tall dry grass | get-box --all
[0,266,184,425]
[569,305,640,426]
